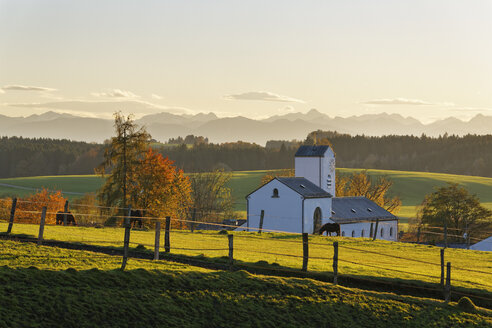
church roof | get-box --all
[295,145,331,157]
[331,197,397,223]
[277,177,332,198]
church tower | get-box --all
[294,145,336,196]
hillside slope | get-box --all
[1,169,492,219]
[0,240,490,327]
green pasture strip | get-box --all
[1,168,492,216]
[0,240,490,327]
[1,222,490,294]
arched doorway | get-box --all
[313,207,322,234]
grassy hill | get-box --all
[2,169,492,220]
[0,239,490,327]
[1,222,491,298]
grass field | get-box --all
[1,221,491,299]
[2,168,492,221]
[1,239,490,327]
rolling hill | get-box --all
[1,168,492,220]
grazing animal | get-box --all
[319,223,340,236]
[130,209,144,229]
[55,211,77,226]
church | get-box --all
[244,145,399,241]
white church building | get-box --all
[245,145,399,241]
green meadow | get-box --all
[1,222,491,298]
[1,239,490,327]
[1,168,492,221]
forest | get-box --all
[1,132,492,178]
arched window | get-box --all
[380,228,384,237]
[313,207,322,234]
[351,230,355,237]
[390,227,393,237]
[361,229,365,237]
[272,188,279,198]
[341,231,345,237]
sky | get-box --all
[0,0,491,123]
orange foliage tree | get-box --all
[16,189,66,224]
[128,148,193,229]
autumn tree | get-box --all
[189,170,235,226]
[96,112,151,209]
[127,149,193,228]
[16,189,66,224]
[337,171,401,214]
[417,183,492,243]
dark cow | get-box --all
[55,211,77,226]
[319,223,340,236]
[130,209,144,229]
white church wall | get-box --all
[295,157,321,188]
[303,198,333,234]
[294,148,336,196]
[339,220,398,241]
[246,179,303,233]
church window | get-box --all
[361,229,365,237]
[390,227,393,237]
[341,231,345,237]
[327,174,332,189]
[351,230,355,237]
[380,228,384,237]
[351,209,356,213]
[367,208,373,212]
[272,188,279,198]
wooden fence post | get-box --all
[228,234,234,267]
[121,206,132,270]
[63,200,69,226]
[190,208,196,233]
[6,197,17,234]
[444,262,451,302]
[258,210,265,234]
[302,233,308,272]
[333,241,338,285]
[164,216,171,253]
[416,226,421,244]
[444,222,448,248]
[440,248,445,287]
[154,221,161,260]
[37,206,47,246]
[372,219,379,241]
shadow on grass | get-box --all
[0,265,489,328]
[2,232,491,310]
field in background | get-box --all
[1,168,492,222]
[1,239,489,327]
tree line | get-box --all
[2,131,492,178]
[0,136,104,178]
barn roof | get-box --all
[295,145,331,157]
[277,177,332,198]
[331,197,397,224]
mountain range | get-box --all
[1,109,491,145]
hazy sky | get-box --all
[0,0,491,122]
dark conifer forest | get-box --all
[1,133,492,178]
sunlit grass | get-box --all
[1,239,490,327]
[1,222,490,294]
